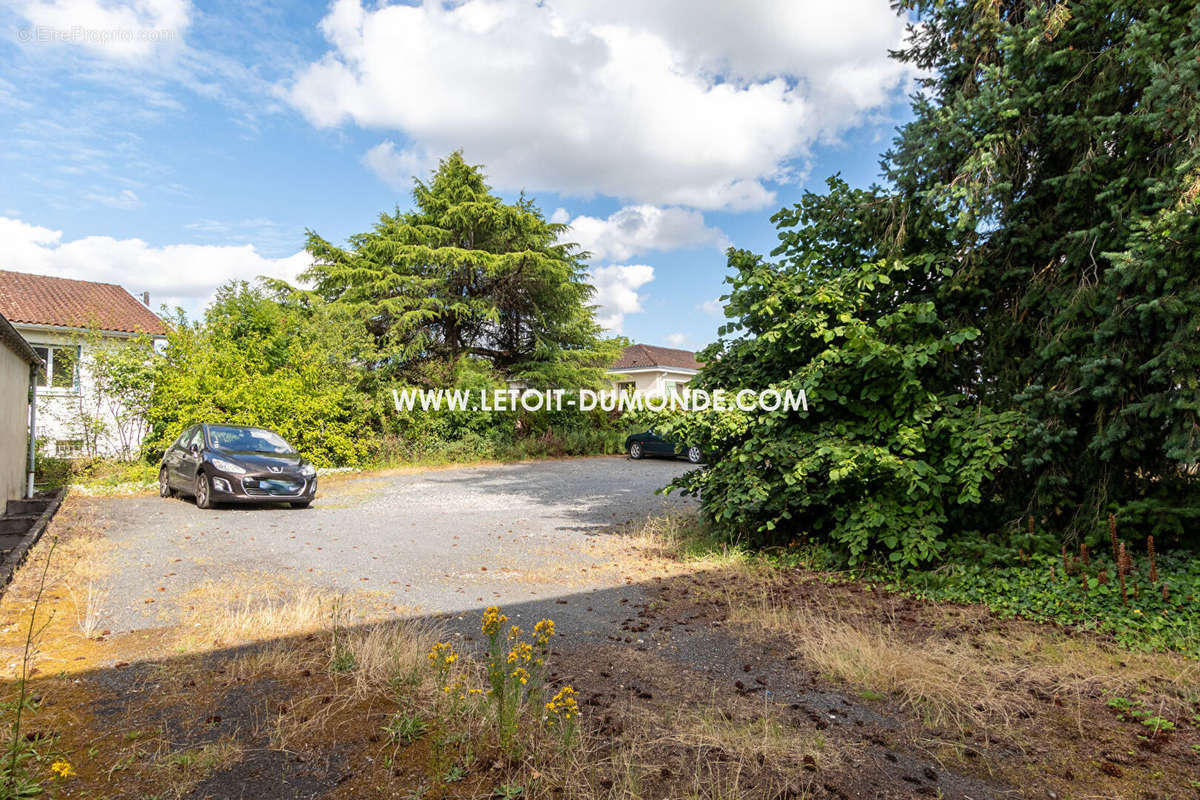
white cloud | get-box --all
[288,0,913,211]
[589,263,653,333]
[700,298,724,315]
[20,0,190,59]
[84,188,142,209]
[0,217,308,313]
[362,140,436,190]
[665,332,687,347]
[566,205,728,262]
[182,217,301,257]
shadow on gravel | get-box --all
[414,456,698,534]
[8,570,1018,800]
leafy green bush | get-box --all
[371,424,623,467]
[671,0,1200,561]
[32,437,72,491]
[379,353,626,465]
[144,283,377,467]
[664,256,1017,566]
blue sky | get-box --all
[0,0,915,351]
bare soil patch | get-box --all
[0,502,1195,798]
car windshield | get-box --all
[207,426,294,454]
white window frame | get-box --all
[30,343,81,394]
[55,439,86,458]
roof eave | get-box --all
[606,366,699,375]
[0,313,43,366]
[10,321,167,339]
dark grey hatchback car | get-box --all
[159,423,317,509]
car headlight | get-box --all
[211,457,247,475]
[300,463,316,477]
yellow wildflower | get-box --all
[511,667,530,685]
[50,760,76,779]
[481,606,508,636]
[428,642,454,663]
[507,624,522,641]
[506,642,533,664]
[545,686,579,722]
[533,618,555,644]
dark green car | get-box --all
[624,430,704,464]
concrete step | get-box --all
[3,499,50,517]
[0,516,38,536]
[0,532,27,549]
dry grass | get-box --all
[495,717,828,800]
[81,727,248,800]
[268,685,353,753]
[0,498,132,679]
[668,702,832,768]
[620,512,752,571]
[633,510,1200,738]
[340,618,441,697]
[62,529,115,639]
[724,576,1199,733]
[227,639,322,682]
[175,574,400,651]
[0,497,117,642]
[247,602,829,800]
[736,598,1005,729]
[70,578,110,638]
[251,617,442,753]
[156,737,246,798]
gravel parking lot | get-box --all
[88,456,696,632]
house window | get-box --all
[31,345,80,391]
[617,381,636,393]
[55,440,85,458]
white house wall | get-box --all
[16,327,155,460]
[607,369,697,395]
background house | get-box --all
[0,311,40,506]
[0,270,167,459]
[606,344,702,396]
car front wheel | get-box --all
[687,446,703,464]
[629,442,643,459]
[195,472,214,509]
[159,466,174,498]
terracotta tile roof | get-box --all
[611,343,702,371]
[0,270,167,335]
